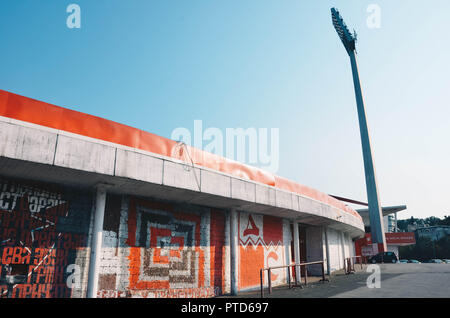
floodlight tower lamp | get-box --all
[331,8,357,54]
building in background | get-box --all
[355,206,415,257]
[385,215,397,233]
[415,226,450,241]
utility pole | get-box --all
[331,8,387,253]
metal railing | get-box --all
[344,256,368,275]
[259,260,329,298]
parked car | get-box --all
[408,259,421,263]
[398,259,408,263]
[441,259,450,264]
[424,259,443,263]
[368,252,398,264]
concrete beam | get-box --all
[200,169,231,198]
[0,121,56,165]
[299,195,322,215]
[162,160,201,192]
[255,184,276,207]
[115,149,163,184]
[54,135,115,175]
[275,190,293,210]
[231,178,255,202]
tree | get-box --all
[435,236,450,259]
[399,237,435,261]
[397,216,422,232]
[424,216,441,226]
[438,215,450,226]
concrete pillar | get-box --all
[87,185,107,298]
[341,231,347,267]
[293,221,301,280]
[283,220,292,284]
[323,227,331,275]
[230,208,238,296]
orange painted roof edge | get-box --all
[0,90,362,221]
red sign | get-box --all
[358,233,415,245]
[355,232,415,256]
[385,233,416,245]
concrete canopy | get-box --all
[0,91,365,239]
[357,205,407,218]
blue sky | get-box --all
[1,1,449,219]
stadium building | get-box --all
[0,90,364,298]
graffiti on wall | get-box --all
[0,178,92,298]
[97,197,226,298]
[238,212,286,290]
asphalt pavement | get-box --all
[223,263,450,298]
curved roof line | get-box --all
[0,89,361,220]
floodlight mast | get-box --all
[331,8,387,253]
